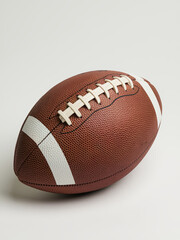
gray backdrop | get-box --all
[0,1,179,239]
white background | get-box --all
[0,0,180,239]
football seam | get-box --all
[16,85,140,174]
[19,131,157,188]
[49,73,135,119]
[60,85,140,134]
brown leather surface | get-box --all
[14,70,161,194]
[18,145,56,185]
[14,132,36,174]
[20,134,156,194]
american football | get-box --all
[14,70,162,194]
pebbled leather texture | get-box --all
[14,70,162,194]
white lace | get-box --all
[58,75,134,125]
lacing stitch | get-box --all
[58,75,134,125]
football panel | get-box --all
[14,131,37,174]
[17,146,56,185]
[21,133,156,194]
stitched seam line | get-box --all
[20,132,156,188]
[49,73,135,119]
[61,85,139,134]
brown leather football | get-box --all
[14,70,162,194]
